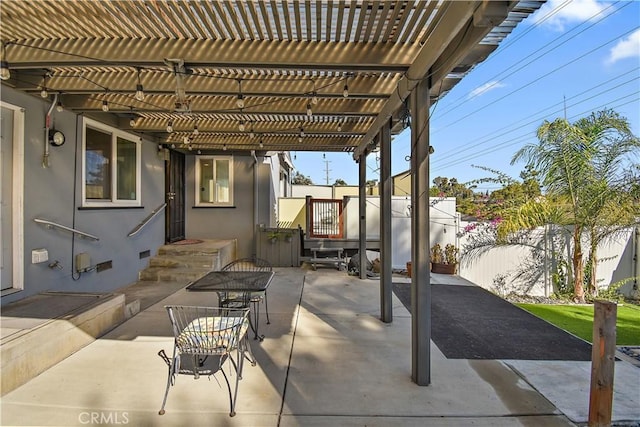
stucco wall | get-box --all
[184,153,273,259]
[1,86,165,306]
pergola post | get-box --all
[358,152,367,280]
[380,121,392,323]
[410,77,431,386]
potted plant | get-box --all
[267,231,280,244]
[431,243,458,274]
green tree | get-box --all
[467,165,542,220]
[510,109,640,302]
[430,176,477,216]
[292,171,313,185]
[334,178,347,186]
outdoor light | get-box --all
[135,68,145,101]
[223,144,227,151]
[130,117,137,127]
[236,79,245,109]
[238,120,245,132]
[311,91,318,105]
[40,87,48,98]
[306,102,313,117]
[299,127,305,138]
[183,136,190,144]
[166,120,174,133]
[0,60,10,81]
[102,100,109,112]
[259,139,264,149]
[49,130,65,147]
[193,124,199,135]
[0,43,10,81]
[343,82,349,98]
[135,84,145,101]
[56,101,63,112]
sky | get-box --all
[291,0,640,193]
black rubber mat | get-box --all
[393,282,593,360]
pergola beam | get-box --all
[5,39,416,72]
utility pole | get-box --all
[323,158,332,185]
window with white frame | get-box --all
[83,118,141,207]
[196,155,233,206]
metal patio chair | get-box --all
[158,305,255,417]
[219,256,272,326]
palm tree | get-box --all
[511,109,639,303]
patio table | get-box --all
[186,271,275,341]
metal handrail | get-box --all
[34,218,100,241]
[128,203,166,237]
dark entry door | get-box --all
[165,150,185,243]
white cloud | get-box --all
[469,81,505,99]
[532,0,607,31]
[607,29,640,64]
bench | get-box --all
[310,248,346,271]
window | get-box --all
[196,156,233,206]
[83,118,140,207]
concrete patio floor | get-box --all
[1,268,639,426]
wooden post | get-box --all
[588,300,617,427]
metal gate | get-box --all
[308,198,344,238]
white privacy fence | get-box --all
[457,223,639,298]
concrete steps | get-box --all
[138,240,237,282]
[138,266,212,282]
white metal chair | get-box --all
[219,256,273,326]
[158,305,255,417]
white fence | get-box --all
[458,223,638,298]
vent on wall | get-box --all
[139,250,151,259]
[96,260,112,273]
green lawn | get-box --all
[517,303,640,346]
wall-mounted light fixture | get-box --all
[49,129,65,147]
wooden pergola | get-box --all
[0,0,544,385]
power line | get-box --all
[432,25,639,136]
[432,93,640,171]
[432,1,628,124]
[432,69,640,164]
